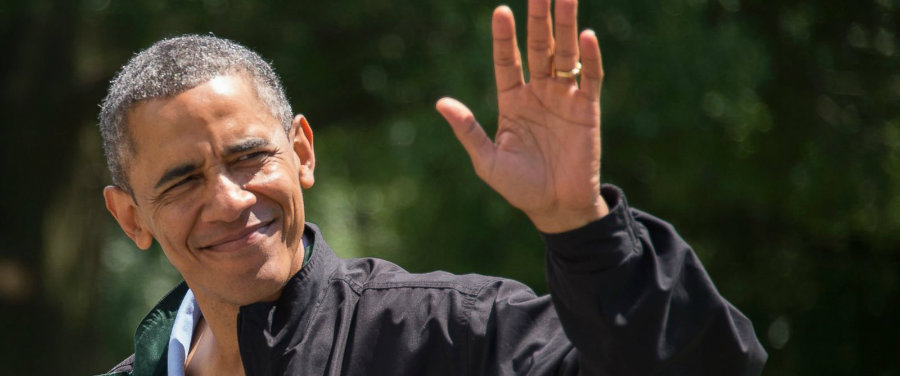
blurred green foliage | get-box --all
[0,0,896,374]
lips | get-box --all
[198,219,277,252]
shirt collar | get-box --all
[167,289,200,376]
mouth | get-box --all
[199,219,277,253]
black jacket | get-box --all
[102,185,767,375]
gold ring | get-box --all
[553,61,582,78]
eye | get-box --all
[237,150,273,164]
[237,151,266,162]
[166,175,198,193]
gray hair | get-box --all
[99,34,292,191]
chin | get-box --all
[222,278,285,306]
[239,259,295,304]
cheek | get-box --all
[250,161,301,201]
[150,203,201,253]
[255,159,292,183]
[250,162,306,241]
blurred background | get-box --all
[0,0,897,374]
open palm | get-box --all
[437,0,608,233]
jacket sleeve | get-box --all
[540,184,767,375]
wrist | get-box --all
[527,198,610,234]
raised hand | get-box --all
[436,0,608,233]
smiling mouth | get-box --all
[199,219,277,252]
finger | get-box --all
[553,0,580,74]
[435,97,496,176]
[577,29,603,101]
[527,0,554,79]
[492,6,525,92]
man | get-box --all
[98,0,767,374]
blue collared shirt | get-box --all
[167,289,201,376]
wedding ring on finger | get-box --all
[553,61,582,78]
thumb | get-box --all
[435,97,495,177]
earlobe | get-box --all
[103,186,154,250]
[291,114,316,189]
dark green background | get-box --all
[0,0,896,374]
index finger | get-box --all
[492,6,525,92]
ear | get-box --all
[104,186,154,250]
[290,114,316,189]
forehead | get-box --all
[124,75,284,183]
[128,74,274,132]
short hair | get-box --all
[99,34,292,191]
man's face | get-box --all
[105,74,315,307]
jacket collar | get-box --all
[125,223,330,376]
[132,281,189,376]
[237,223,340,374]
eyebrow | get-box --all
[153,138,272,190]
[225,138,271,155]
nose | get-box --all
[201,173,255,223]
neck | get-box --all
[191,294,245,375]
